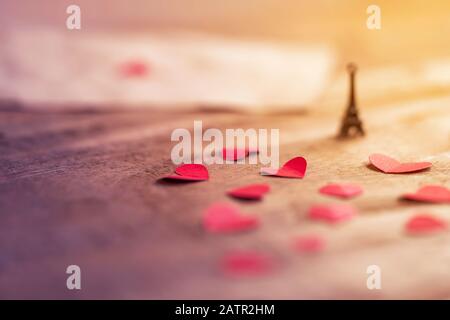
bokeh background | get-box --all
[2,0,450,111]
[2,0,450,64]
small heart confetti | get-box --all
[221,251,274,277]
[227,184,270,200]
[222,148,249,161]
[369,153,432,174]
[203,203,259,233]
[119,60,150,77]
[402,185,450,203]
[163,164,209,181]
[309,204,357,224]
[293,235,325,253]
[405,214,447,235]
[319,183,363,199]
[246,146,259,154]
[260,156,307,179]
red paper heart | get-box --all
[164,164,209,181]
[221,251,274,277]
[293,235,325,253]
[260,156,307,178]
[308,204,356,224]
[227,184,270,200]
[369,153,432,173]
[203,203,259,233]
[402,185,450,203]
[319,183,363,199]
[405,214,447,235]
[119,60,150,77]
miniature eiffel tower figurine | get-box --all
[338,63,365,138]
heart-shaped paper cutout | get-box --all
[293,235,325,253]
[221,251,274,277]
[227,184,270,200]
[308,204,357,224]
[119,60,150,77]
[203,203,259,233]
[405,214,447,235]
[260,156,307,178]
[222,148,250,161]
[402,185,450,203]
[246,146,259,154]
[222,147,258,161]
[369,153,432,173]
[319,183,363,199]
[163,164,209,181]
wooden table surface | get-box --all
[2,0,450,300]
[0,78,449,299]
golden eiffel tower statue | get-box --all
[338,63,365,138]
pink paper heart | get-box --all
[119,60,149,77]
[293,235,325,253]
[203,203,259,233]
[227,184,270,200]
[246,146,259,154]
[369,153,432,173]
[319,183,363,199]
[163,164,209,181]
[402,185,450,203]
[405,214,447,235]
[222,148,250,161]
[308,204,357,224]
[221,251,274,277]
[260,156,307,179]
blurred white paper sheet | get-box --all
[0,29,335,112]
